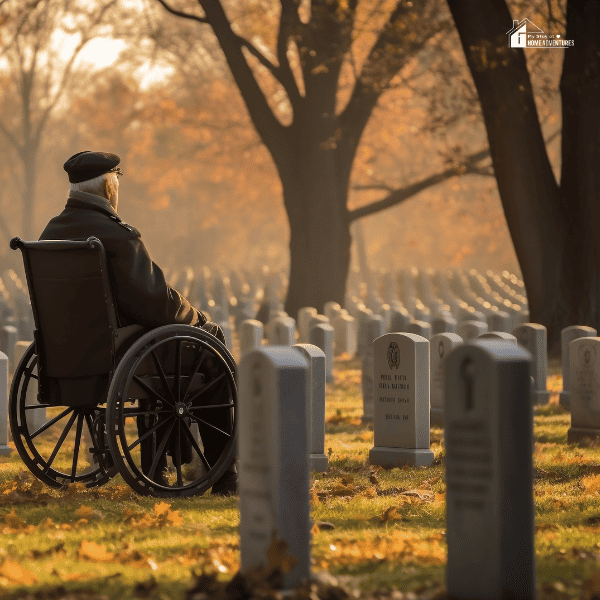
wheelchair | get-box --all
[8,236,237,498]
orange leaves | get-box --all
[1,508,34,534]
[0,559,37,585]
[77,540,115,563]
[582,474,600,495]
[122,501,183,530]
[321,530,446,567]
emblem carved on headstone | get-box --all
[387,342,399,369]
[579,343,596,368]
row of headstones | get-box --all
[237,337,536,597]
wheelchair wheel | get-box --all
[106,325,237,498]
[9,343,115,489]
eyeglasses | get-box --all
[110,167,124,178]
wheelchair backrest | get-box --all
[10,237,118,379]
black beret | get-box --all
[63,151,121,183]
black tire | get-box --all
[9,343,114,488]
[105,325,237,498]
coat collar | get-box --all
[67,190,121,220]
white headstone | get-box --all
[458,320,488,341]
[513,323,550,405]
[407,320,432,340]
[324,301,342,324]
[477,332,517,345]
[333,313,357,357]
[309,323,334,383]
[13,341,45,432]
[559,325,597,408]
[239,347,310,588]
[1,325,17,373]
[487,310,511,333]
[369,333,434,468]
[240,320,264,357]
[267,316,295,346]
[567,337,600,444]
[389,307,412,333]
[361,315,385,422]
[0,352,10,455]
[430,333,463,428]
[297,307,318,344]
[445,340,535,599]
[432,316,457,335]
[293,344,328,472]
[357,306,374,357]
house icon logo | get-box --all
[506,19,544,47]
[507,18,574,48]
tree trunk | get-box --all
[447,0,568,353]
[553,0,600,349]
[282,148,351,319]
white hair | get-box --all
[70,172,119,201]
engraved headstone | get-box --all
[445,340,535,600]
[477,332,517,345]
[293,344,328,472]
[0,352,10,455]
[559,326,597,408]
[407,320,432,340]
[513,323,550,405]
[240,320,264,356]
[457,320,488,341]
[430,333,463,428]
[239,347,310,588]
[309,323,334,383]
[567,337,600,443]
[333,313,357,357]
[369,333,434,468]
[267,316,295,346]
[361,315,385,422]
[297,308,318,344]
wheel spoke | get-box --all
[122,409,171,418]
[187,414,231,438]
[43,410,78,474]
[181,348,207,403]
[175,340,182,402]
[24,404,53,410]
[181,420,211,471]
[71,413,84,481]
[189,402,235,410]
[174,421,183,487]
[29,373,38,380]
[186,372,227,405]
[151,350,177,405]
[30,407,73,439]
[148,419,174,480]
[133,375,171,406]
[128,415,174,451]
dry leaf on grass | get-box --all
[1,508,35,534]
[122,501,183,529]
[77,540,115,562]
[0,559,37,584]
[582,474,600,494]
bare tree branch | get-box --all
[155,0,208,24]
[350,129,562,221]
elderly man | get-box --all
[39,151,237,496]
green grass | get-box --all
[0,355,599,599]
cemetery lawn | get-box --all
[0,359,599,599]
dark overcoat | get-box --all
[40,191,205,329]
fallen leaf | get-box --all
[77,540,115,562]
[0,559,37,584]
